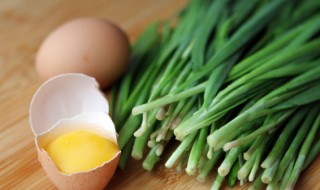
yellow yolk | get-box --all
[45,130,119,174]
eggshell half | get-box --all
[30,73,109,136]
[36,112,120,190]
[38,150,120,190]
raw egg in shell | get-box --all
[29,73,121,190]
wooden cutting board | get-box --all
[0,0,319,189]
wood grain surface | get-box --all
[0,0,319,190]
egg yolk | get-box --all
[45,130,119,174]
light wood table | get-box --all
[0,0,319,189]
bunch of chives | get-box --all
[110,0,320,189]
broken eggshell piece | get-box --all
[29,73,120,190]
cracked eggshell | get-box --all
[29,73,121,190]
[30,73,109,135]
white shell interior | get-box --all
[37,112,117,149]
[29,73,109,136]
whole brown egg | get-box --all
[36,17,130,88]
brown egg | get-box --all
[36,17,130,88]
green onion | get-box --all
[285,110,320,189]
